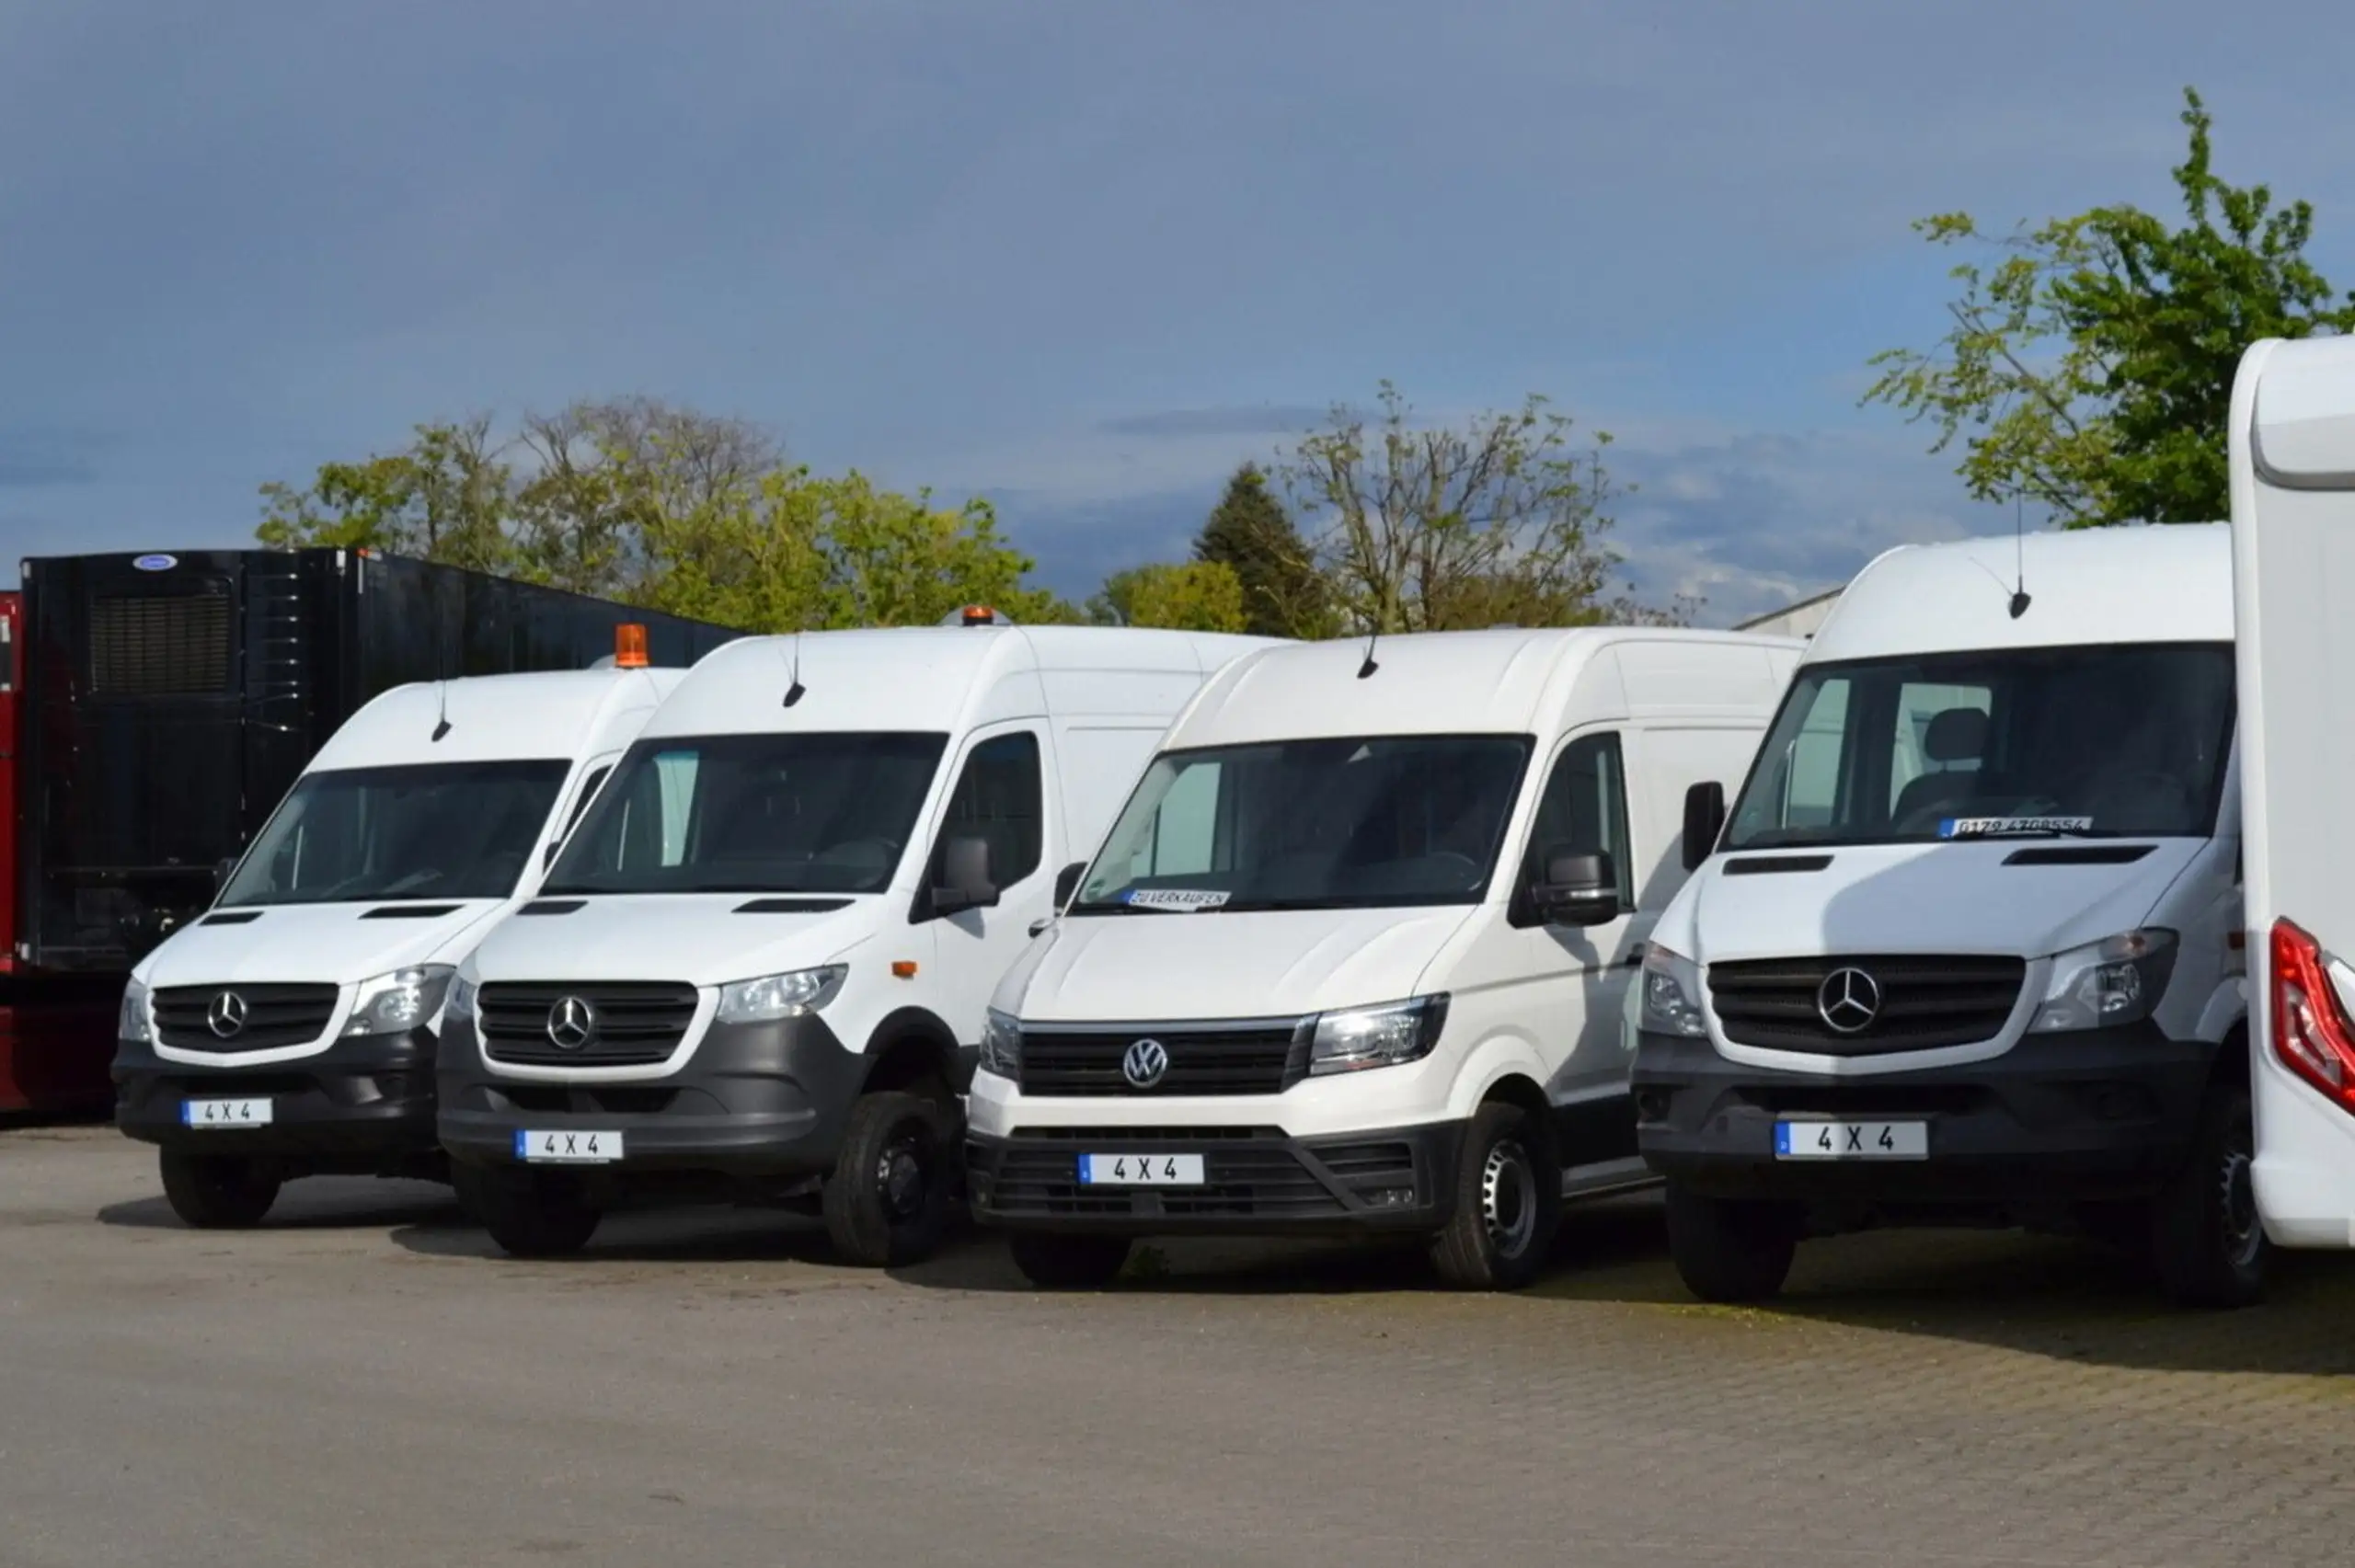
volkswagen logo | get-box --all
[1815,967,1882,1035]
[1120,1037,1169,1090]
[206,990,248,1039]
[545,996,597,1050]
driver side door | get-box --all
[913,725,1051,1049]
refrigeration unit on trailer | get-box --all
[966,628,1799,1290]
[2230,334,2355,1251]
[435,616,1280,1265]
[111,644,686,1227]
[1634,524,2253,1307]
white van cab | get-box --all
[967,627,1799,1290]
[1636,525,2254,1307]
[112,658,684,1228]
[435,616,1277,1265]
[2230,335,2355,1251]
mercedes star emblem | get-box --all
[207,990,249,1039]
[1121,1037,1170,1090]
[546,995,597,1050]
[1815,967,1883,1035]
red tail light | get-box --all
[2270,918,2355,1113]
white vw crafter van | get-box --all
[2230,336,2355,1252]
[1634,525,2255,1307]
[435,618,1276,1264]
[966,628,1799,1290]
[112,652,684,1227]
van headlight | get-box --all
[343,966,457,1037]
[2030,929,2177,1033]
[1639,943,1709,1037]
[1306,994,1450,1076]
[981,1008,1023,1078]
[120,979,153,1044]
[717,965,846,1024]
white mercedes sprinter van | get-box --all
[112,658,684,1227]
[1635,525,2253,1307]
[2230,335,2355,1251]
[967,627,1799,1290]
[435,617,1277,1265]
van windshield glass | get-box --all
[543,732,948,896]
[1723,642,2234,850]
[1072,735,1534,913]
[220,761,570,906]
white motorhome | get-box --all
[112,657,684,1228]
[434,618,1278,1264]
[968,628,1798,1290]
[2230,335,2355,1251]
[1636,525,2253,1307]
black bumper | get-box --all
[1633,1022,2217,1207]
[967,1119,1466,1236]
[111,1028,439,1168]
[436,1013,868,1181]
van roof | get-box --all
[1165,627,1802,747]
[640,624,1281,738]
[310,668,685,771]
[1809,522,2232,663]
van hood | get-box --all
[465,894,877,986]
[1657,839,2207,964]
[999,906,1476,1023]
[135,899,509,988]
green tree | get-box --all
[1865,88,2355,526]
[1086,560,1248,631]
[257,417,517,572]
[1193,464,1327,636]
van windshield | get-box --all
[543,732,948,896]
[220,761,570,906]
[1724,642,2235,850]
[1072,735,1534,913]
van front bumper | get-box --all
[111,1029,440,1169]
[1632,1024,2216,1210]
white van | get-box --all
[2230,335,2355,1250]
[112,659,684,1227]
[967,628,1798,1290]
[1636,525,2253,1306]
[434,619,1278,1264]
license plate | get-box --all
[1077,1152,1205,1186]
[514,1129,625,1164]
[182,1098,272,1128]
[1775,1120,1927,1161]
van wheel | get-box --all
[823,1092,953,1267]
[2150,1079,2267,1310]
[1008,1232,1132,1288]
[159,1150,281,1229]
[1430,1101,1562,1290]
[465,1164,600,1258]
[1665,1181,1799,1303]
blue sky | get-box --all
[5,0,2352,623]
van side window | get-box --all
[1521,733,1632,909]
[933,732,1044,891]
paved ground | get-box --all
[5,1127,2355,1568]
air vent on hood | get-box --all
[360,904,464,920]
[198,910,263,926]
[2002,844,2156,866]
[1722,855,1834,876]
[733,897,856,914]
[516,899,586,916]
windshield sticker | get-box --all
[1122,888,1233,910]
[1939,815,2094,839]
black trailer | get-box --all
[14,547,742,976]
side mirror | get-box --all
[1682,781,1728,873]
[932,834,1000,917]
[1534,846,1620,927]
[1053,861,1086,909]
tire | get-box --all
[464,1163,601,1258]
[159,1150,281,1230]
[1664,1180,1800,1303]
[1007,1231,1132,1288]
[1429,1100,1562,1290]
[822,1091,955,1267]
[2149,1078,2267,1310]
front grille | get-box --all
[155,983,339,1052]
[479,981,699,1067]
[88,592,234,696]
[985,1130,1350,1219]
[1017,1021,1306,1096]
[1707,955,2028,1056]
